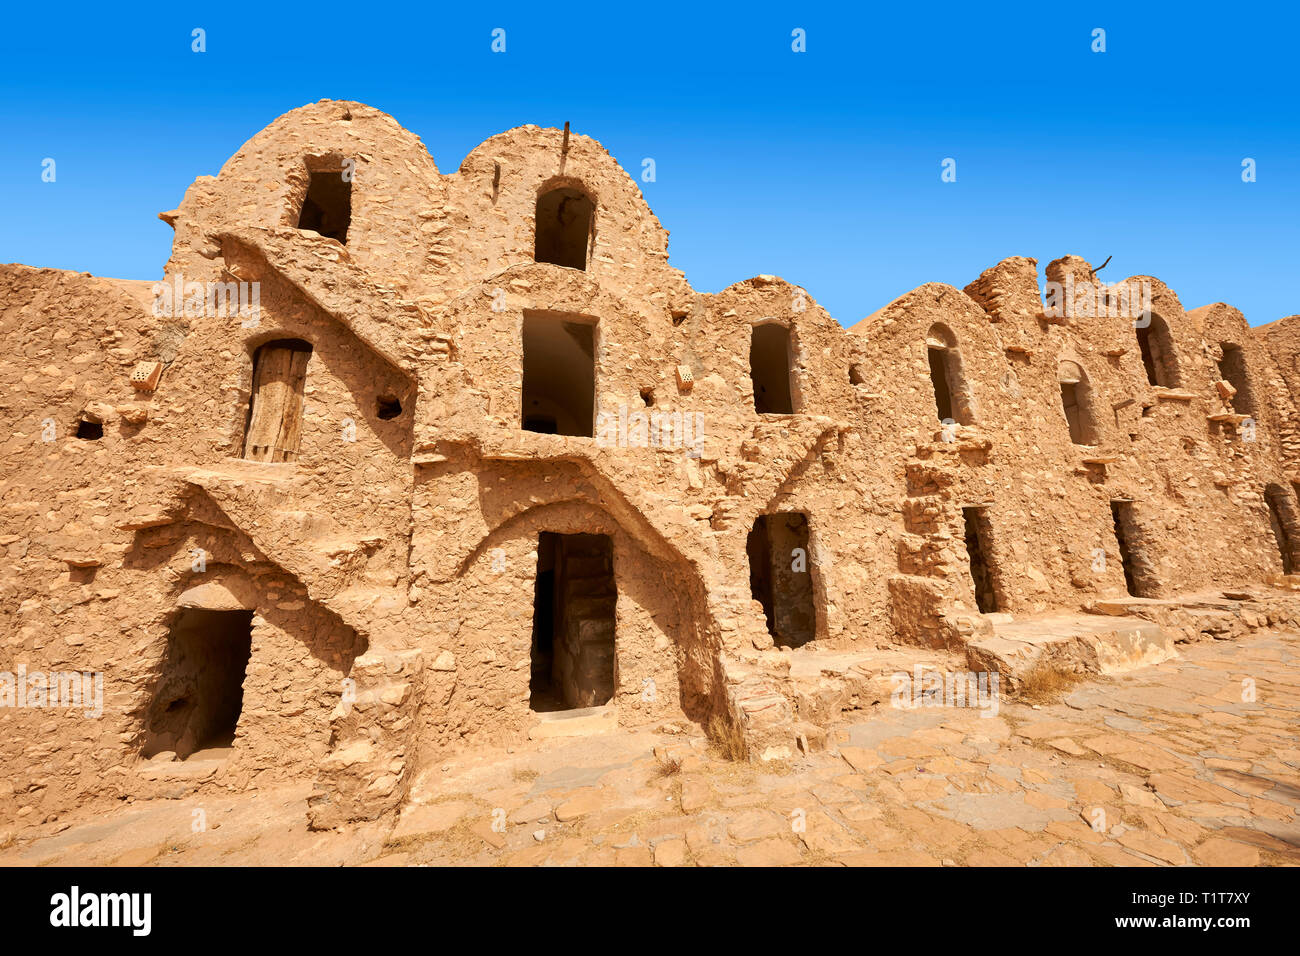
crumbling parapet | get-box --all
[964,255,1042,324]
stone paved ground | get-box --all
[3,628,1298,867]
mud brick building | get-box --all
[4,100,1300,827]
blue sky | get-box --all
[1,2,1296,326]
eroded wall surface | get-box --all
[3,100,1298,826]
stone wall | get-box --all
[4,99,1300,827]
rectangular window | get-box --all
[521,311,596,437]
[750,324,796,414]
[297,168,352,243]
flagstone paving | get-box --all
[2,629,1297,866]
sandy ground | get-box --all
[3,629,1298,867]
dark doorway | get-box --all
[929,348,955,422]
[297,169,351,243]
[1136,316,1177,387]
[143,608,254,759]
[1264,485,1297,574]
[962,507,1000,612]
[1110,500,1156,597]
[535,187,594,269]
[521,312,595,437]
[746,513,816,647]
[750,324,796,414]
[529,532,616,711]
[1217,344,1256,416]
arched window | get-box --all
[243,339,312,462]
[1135,314,1179,387]
[1217,343,1256,416]
[926,324,975,424]
[535,187,594,270]
[1058,361,1099,445]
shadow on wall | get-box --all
[124,517,369,745]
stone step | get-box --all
[527,704,617,740]
[565,577,616,598]
[569,617,614,644]
[565,596,616,619]
[780,644,968,726]
[965,614,1175,690]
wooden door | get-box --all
[243,342,310,462]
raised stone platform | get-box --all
[965,615,1176,690]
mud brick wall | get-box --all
[4,99,1300,824]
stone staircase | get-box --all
[1085,587,1300,645]
[887,444,985,650]
[215,225,430,375]
[176,467,404,637]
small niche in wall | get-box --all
[74,418,103,440]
